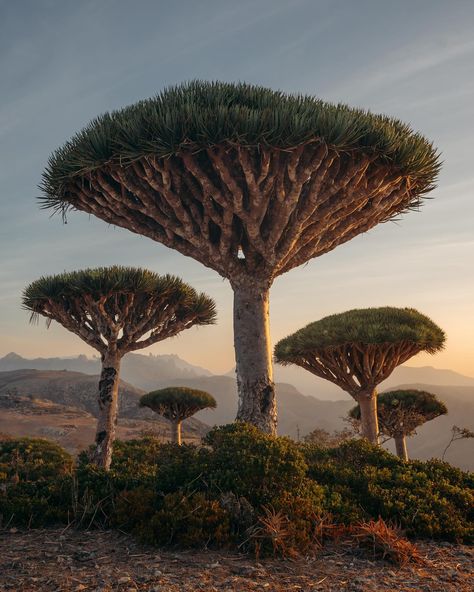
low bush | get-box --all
[1,431,473,548]
[204,423,309,506]
[303,439,474,542]
[144,492,231,548]
[0,438,73,527]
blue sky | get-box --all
[0,0,473,375]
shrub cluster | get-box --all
[303,439,474,541]
[1,428,472,551]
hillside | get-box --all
[0,352,212,392]
[0,369,208,454]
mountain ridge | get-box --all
[2,352,474,400]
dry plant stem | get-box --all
[233,281,276,434]
[394,434,409,461]
[356,390,380,444]
[91,349,121,470]
[171,420,182,445]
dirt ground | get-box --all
[0,528,472,592]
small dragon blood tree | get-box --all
[349,389,448,460]
[40,81,441,434]
[274,307,445,444]
[140,387,216,445]
[22,266,216,468]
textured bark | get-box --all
[357,390,379,444]
[66,144,414,281]
[394,434,409,461]
[91,351,121,470]
[171,420,182,445]
[233,281,276,434]
[61,142,421,433]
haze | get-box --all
[0,0,473,377]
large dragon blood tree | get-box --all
[140,387,216,445]
[40,81,441,434]
[22,266,216,469]
[274,307,446,443]
[349,389,448,460]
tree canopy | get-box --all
[349,389,448,436]
[274,307,446,363]
[22,266,216,353]
[139,387,216,421]
[41,80,440,215]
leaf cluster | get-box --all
[22,265,216,328]
[274,307,446,362]
[139,387,216,421]
[40,80,441,214]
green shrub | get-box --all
[143,492,231,548]
[1,432,472,547]
[0,438,73,482]
[0,438,74,527]
[303,439,474,542]
[154,443,210,494]
[205,423,308,506]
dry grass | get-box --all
[348,518,424,566]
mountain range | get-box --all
[2,351,474,399]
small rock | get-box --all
[117,576,131,584]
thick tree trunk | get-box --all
[394,434,408,461]
[171,420,182,445]
[91,350,121,470]
[357,390,379,444]
[233,281,277,435]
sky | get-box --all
[0,0,473,376]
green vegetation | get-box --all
[41,80,440,211]
[140,387,216,444]
[1,429,472,547]
[23,267,216,324]
[274,308,446,356]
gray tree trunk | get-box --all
[171,420,182,445]
[91,350,121,470]
[394,433,408,461]
[357,389,379,444]
[233,282,277,435]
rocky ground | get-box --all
[0,528,472,592]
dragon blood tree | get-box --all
[274,308,445,443]
[349,389,448,460]
[40,81,441,434]
[22,266,216,468]
[140,387,216,445]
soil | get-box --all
[0,528,472,592]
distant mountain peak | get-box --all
[2,352,24,360]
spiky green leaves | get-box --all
[349,389,448,436]
[274,307,446,363]
[22,266,216,353]
[40,80,440,213]
[139,386,216,421]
